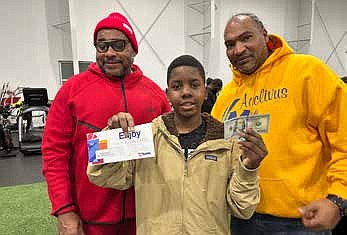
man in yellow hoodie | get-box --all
[212,13,347,234]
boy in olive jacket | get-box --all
[87,55,268,235]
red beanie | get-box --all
[94,12,138,54]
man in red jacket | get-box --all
[42,12,171,235]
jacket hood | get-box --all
[232,34,293,84]
[87,62,143,87]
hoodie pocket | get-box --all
[257,177,306,217]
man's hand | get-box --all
[107,112,135,136]
[57,211,85,235]
[298,198,341,231]
[238,128,268,169]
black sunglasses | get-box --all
[94,39,128,53]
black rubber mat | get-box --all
[0,152,43,187]
[0,148,19,158]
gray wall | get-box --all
[0,0,346,99]
[1,0,60,97]
[191,0,346,85]
[310,0,347,76]
[69,0,185,89]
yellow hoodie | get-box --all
[212,34,347,218]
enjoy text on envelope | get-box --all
[87,123,154,165]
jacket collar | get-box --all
[161,112,224,142]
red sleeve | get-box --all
[42,85,76,215]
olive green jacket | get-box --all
[87,112,260,235]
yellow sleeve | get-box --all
[306,58,347,198]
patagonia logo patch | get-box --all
[205,154,217,161]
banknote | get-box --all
[224,114,270,140]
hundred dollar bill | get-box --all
[224,114,270,140]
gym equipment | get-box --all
[0,105,14,155]
[17,88,49,155]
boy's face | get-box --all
[167,66,206,119]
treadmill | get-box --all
[18,88,49,155]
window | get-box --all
[58,60,92,84]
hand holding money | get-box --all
[224,114,270,169]
[238,128,268,169]
[224,114,270,139]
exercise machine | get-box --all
[18,88,49,155]
[0,105,14,154]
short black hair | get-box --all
[211,78,223,90]
[206,77,213,85]
[167,55,205,85]
[229,13,265,31]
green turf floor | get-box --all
[0,182,57,234]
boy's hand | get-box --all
[238,128,267,169]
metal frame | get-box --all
[116,0,173,69]
[314,2,345,71]
[185,0,215,47]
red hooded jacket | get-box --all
[42,63,170,224]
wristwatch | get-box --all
[326,194,347,217]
